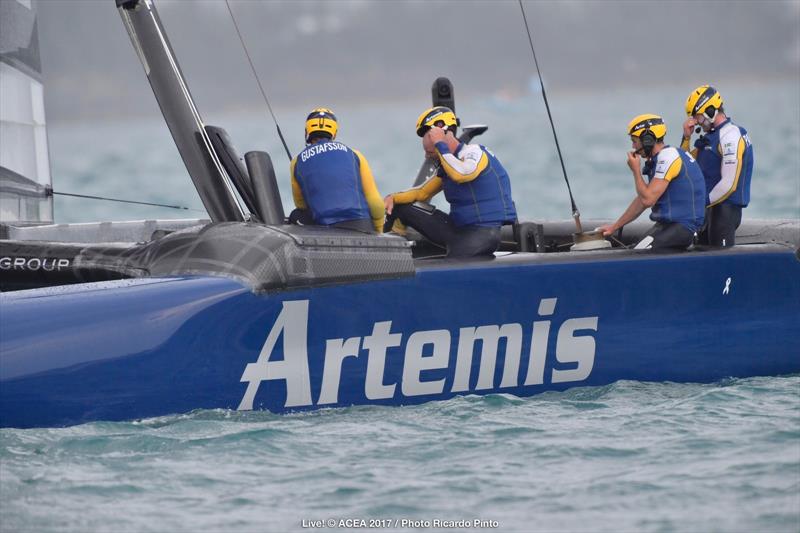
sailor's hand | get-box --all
[627,151,641,171]
[683,117,697,138]
[596,224,616,237]
[425,127,446,144]
[384,194,395,215]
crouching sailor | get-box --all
[598,114,706,251]
[384,106,517,257]
[290,108,384,233]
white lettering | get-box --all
[363,321,401,400]
[401,329,450,396]
[0,257,71,271]
[238,300,312,410]
[239,298,600,410]
[525,321,550,385]
[318,336,360,405]
[498,324,523,388]
[300,142,348,162]
[525,298,556,385]
[538,297,557,316]
[452,324,523,391]
[551,317,598,383]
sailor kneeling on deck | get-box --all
[598,114,706,251]
[384,106,517,258]
[289,108,384,233]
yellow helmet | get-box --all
[685,85,723,118]
[627,114,666,141]
[305,107,338,143]
[415,106,458,137]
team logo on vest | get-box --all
[238,298,599,410]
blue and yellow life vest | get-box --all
[291,140,372,226]
[438,144,517,227]
[645,146,706,232]
[693,118,753,207]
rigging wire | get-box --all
[51,190,204,212]
[518,0,583,233]
[224,0,293,161]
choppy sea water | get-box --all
[2,378,799,532]
[2,82,798,531]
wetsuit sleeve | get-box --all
[391,176,443,204]
[353,150,385,233]
[290,157,307,209]
[708,131,746,206]
[435,142,488,183]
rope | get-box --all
[224,0,292,160]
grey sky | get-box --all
[35,0,800,122]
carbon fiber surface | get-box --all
[0,222,415,292]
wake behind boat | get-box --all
[1,0,798,428]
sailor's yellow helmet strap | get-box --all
[305,107,338,142]
[415,106,458,137]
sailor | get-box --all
[681,86,754,247]
[289,108,384,233]
[383,106,517,257]
[598,114,706,251]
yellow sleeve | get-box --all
[391,176,443,205]
[681,138,699,158]
[436,145,489,183]
[354,150,385,233]
[663,157,683,182]
[290,157,306,209]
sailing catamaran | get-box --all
[1,0,798,428]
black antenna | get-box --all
[225,0,292,161]
[51,190,203,212]
[518,0,582,233]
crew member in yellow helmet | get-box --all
[598,114,706,251]
[414,106,458,137]
[289,107,384,233]
[383,106,517,257]
[681,85,753,247]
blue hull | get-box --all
[2,247,799,428]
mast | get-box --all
[0,0,54,225]
[116,0,245,222]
